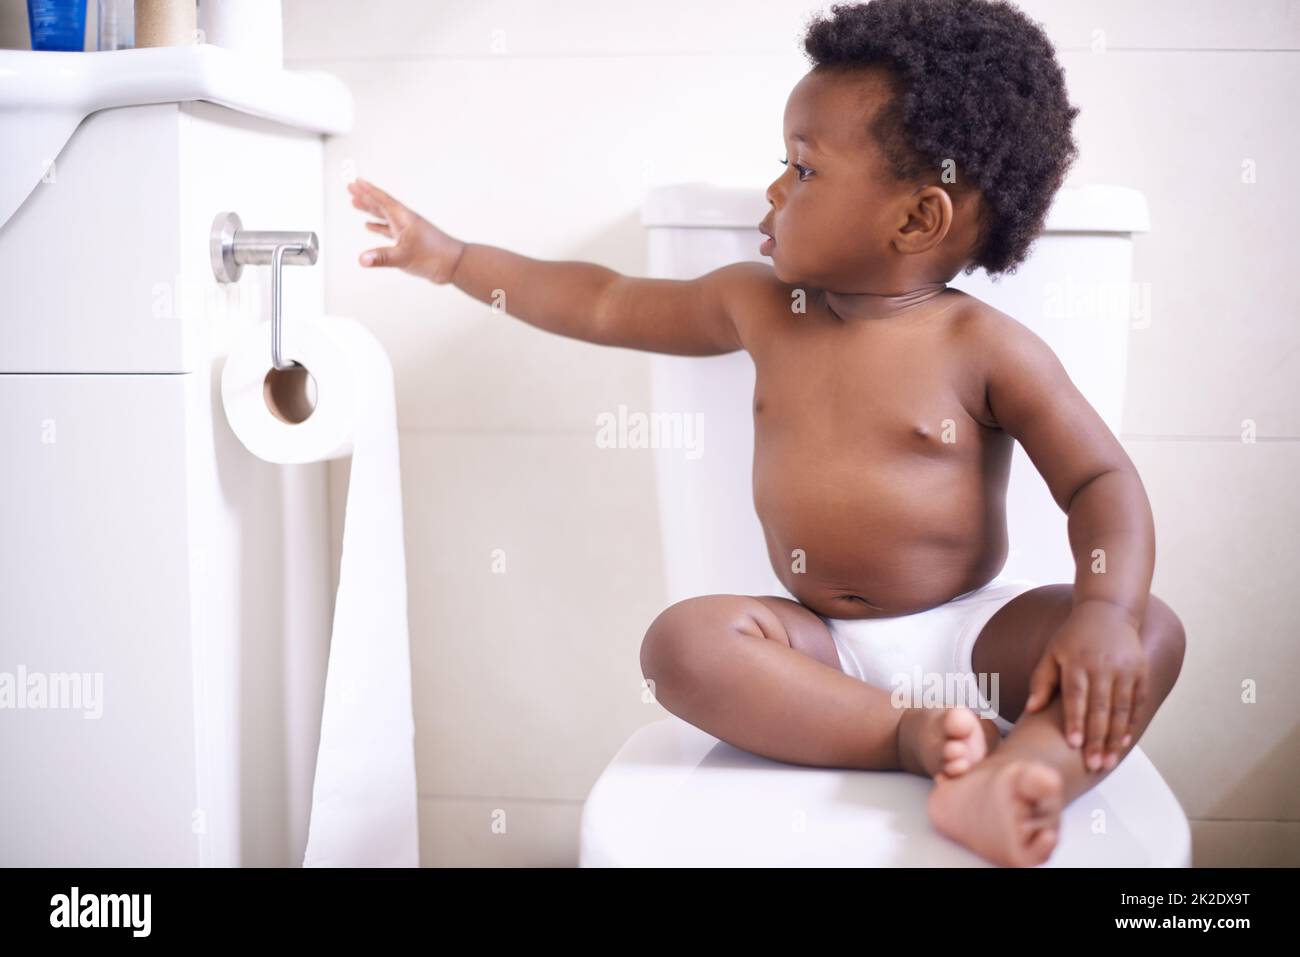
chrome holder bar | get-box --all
[210,211,320,371]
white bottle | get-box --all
[97,0,135,50]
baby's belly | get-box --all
[754,453,1009,619]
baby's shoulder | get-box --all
[723,263,842,342]
[943,290,1050,362]
[940,291,1061,427]
[720,260,798,309]
[943,288,1016,338]
[704,262,808,348]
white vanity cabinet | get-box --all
[0,48,351,866]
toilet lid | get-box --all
[580,717,1191,867]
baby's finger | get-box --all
[356,178,406,222]
[360,244,404,268]
[1123,673,1147,748]
[350,191,386,219]
[1084,671,1113,771]
[1105,673,1136,762]
[348,180,400,224]
[364,220,393,236]
[1023,653,1059,713]
[1063,666,1088,749]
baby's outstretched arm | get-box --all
[348,177,748,357]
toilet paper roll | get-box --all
[221,314,419,867]
[135,0,199,48]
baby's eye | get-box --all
[779,157,812,181]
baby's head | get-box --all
[762,0,1079,290]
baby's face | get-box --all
[762,67,911,288]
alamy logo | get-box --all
[49,887,151,937]
[889,667,1000,722]
[595,404,704,460]
[0,665,103,719]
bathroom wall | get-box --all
[277,0,1300,866]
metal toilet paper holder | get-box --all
[210,211,320,371]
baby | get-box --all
[348,0,1186,867]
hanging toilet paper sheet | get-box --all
[221,314,419,867]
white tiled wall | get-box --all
[0,0,1290,868]
[276,1,1300,867]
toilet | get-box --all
[578,182,1192,867]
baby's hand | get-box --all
[1022,600,1148,772]
[347,177,466,284]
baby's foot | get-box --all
[926,756,1064,867]
[897,706,1001,779]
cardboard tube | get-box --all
[135,0,198,48]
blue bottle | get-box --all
[27,0,88,52]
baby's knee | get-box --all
[639,595,770,689]
[1142,593,1186,686]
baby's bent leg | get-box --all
[640,594,910,771]
[924,588,1186,866]
[971,586,1187,805]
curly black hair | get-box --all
[801,0,1079,275]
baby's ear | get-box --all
[893,185,954,256]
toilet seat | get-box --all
[580,716,1191,867]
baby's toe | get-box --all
[943,739,970,759]
[943,758,971,776]
[942,707,979,737]
[1015,762,1065,809]
[1022,826,1059,866]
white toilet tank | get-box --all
[642,182,1150,602]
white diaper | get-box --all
[772,574,1039,736]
